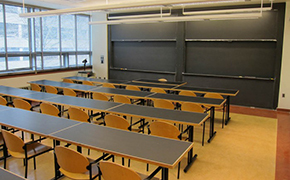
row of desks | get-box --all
[0,85,209,174]
[63,76,239,124]
[0,105,192,180]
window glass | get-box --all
[34,9,41,52]
[61,14,76,51]
[43,55,60,68]
[69,55,76,67]
[42,15,60,52]
[36,55,42,69]
[78,54,89,66]
[0,57,6,71]
[5,5,29,52]
[0,4,5,53]
[7,56,30,69]
[77,15,90,51]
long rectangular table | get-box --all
[0,105,193,180]
[0,85,209,172]
[0,167,27,180]
[63,76,238,125]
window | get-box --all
[0,2,91,73]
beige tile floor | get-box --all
[0,111,277,180]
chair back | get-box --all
[92,92,109,101]
[40,103,59,116]
[55,146,89,174]
[63,88,77,97]
[150,121,180,140]
[126,85,140,91]
[30,83,42,92]
[158,78,167,82]
[105,114,129,130]
[13,99,31,110]
[0,96,7,106]
[181,102,204,113]
[2,130,25,155]
[63,79,74,84]
[45,85,58,94]
[151,88,166,94]
[179,91,196,97]
[114,95,131,104]
[102,83,115,88]
[204,93,223,99]
[153,99,174,110]
[99,161,141,180]
[83,81,94,86]
[68,107,89,122]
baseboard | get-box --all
[277,108,290,113]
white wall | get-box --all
[91,12,108,79]
[278,2,290,110]
[0,70,79,88]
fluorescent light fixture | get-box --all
[108,8,171,20]
[172,0,245,6]
[183,7,272,15]
[89,12,262,25]
[19,0,214,18]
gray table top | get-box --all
[51,122,193,168]
[63,76,130,84]
[173,85,239,96]
[133,79,186,86]
[0,168,26,180]
[28,80,99,92]
[0,106,80,136]
[149,93,226,107]
[0,86,35,97]
[91,87,153,98]
[110,104,209,125]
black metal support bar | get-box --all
[207,107,217,143]
[183,125,198,172]
[161,167,169,180]
[53,140,62,180]
[144,166,162,180]
[225,96,231,125]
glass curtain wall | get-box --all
[0,2,91,73]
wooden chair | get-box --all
[0,96,7,106]
[181,102,208,146]
[2,129,53,178]
[83,81,95,86]
[54,146,100,180]
[99,161,159,180]
[204,93,225,128]
[13,98,32,111]
[68,107,90,123]
[179,90,197,97]
[63,79,74,84]
[150,88,166,94]
[102,83,115,88]
[40,103,60,117]
[158,78,167,82]
[45,85,58,94]
[104,114,131,131]
[153,99,175,110]
[63,88,77,97]
[114,95,131,104]
[91,92,110,123]
[30,83,42,92]
[126,85,140,91]
[148,121,185,179]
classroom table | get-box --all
[0,167,27,180]
[0,105,193,180]
[132,78,187,86]
[63,76,238,125]
[0,86,209,172]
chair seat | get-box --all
[8,142,52,159]
[60,158,99,180]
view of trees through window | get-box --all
[0,2,91,73]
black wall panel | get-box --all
[186,41,277,77]
[185,11,278,39]
[112,42,176,72]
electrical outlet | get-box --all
[282,93,285,98]
[100,55,104,64]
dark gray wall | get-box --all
[108,3,285,109]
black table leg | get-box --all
[225,96,231,125]
[184,126,198,172]
[207,107,216,143]
[161,167,169,180]
[52,140,63,180]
